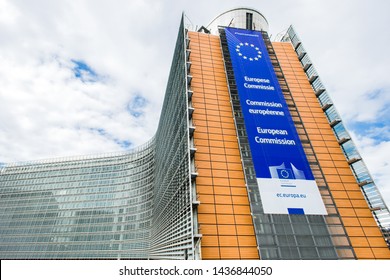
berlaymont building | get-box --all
[1,7,390,260]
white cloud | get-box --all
[0,0,389,207]
[0,0,168,162]
[0,0,20,25]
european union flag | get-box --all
[277,168,295,179]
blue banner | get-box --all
[225,27,327,215]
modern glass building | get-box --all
[1,7,389,260]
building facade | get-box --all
[0,8,389,260]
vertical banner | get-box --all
[225,27,326,215]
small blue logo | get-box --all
[277,168,295,179]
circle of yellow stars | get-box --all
[236,42,262,61]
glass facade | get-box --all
[0,144,155,259]
[150,17,198,259]
[0,16,197,260]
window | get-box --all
[246,13,253,30]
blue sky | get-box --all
[71,59,100,82]
[0,0,389,206]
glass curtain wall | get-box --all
[0,16,196,260]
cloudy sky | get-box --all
[0,0,389,206]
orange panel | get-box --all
[321,167,338,175]
[229,178,246,188]
[190,32,257,260]
[323,175,341,183]
[197,185,214,195]
[196,160,211,168]
[217,225,237,235]
[222,128,237,136]
[201,236,219,247]
[210,147,225,155]
[224,141,239,148]
[204,107,221,118]
[196,146,211,154]
[233,205,251,214]
[235,215,255,225]
[213,178,229,186]
[211,160,227,169]
[208,133,224,141]
[350,200,371,208]
[232,196,250,205]
[363,227,384,237]
[372,248,390,259]
[349,237,369,247]
[216,214,235,224]
[236,225,255,235]
[212,169,229,178]
[200,224,217,235]
[340,217,360,226]
[229,172,245,180]
[195,139,210,147]
[327,182,345,190]
[207,120,223,128]
[354,208,374,217]
[219,110,235,117]
[358,217,379,227]
[213,186,231,195]
[330,154,346,161]
[347,191,365,200]
[343,183,361,191]
[353,248,375,259]
[196,176,213,185]
[319,160,336,168]
[312,147,328,154]
[316,153,332,160]
[334,199,352,208]
[205,104,219,111]
[219,236,238,247]
[340,175,358,183]
[367,237,389,248]
[223,135,239,143]
[331,191,348,199]
[201,247,220,259]
[214,195,233,204]
[209,140,226,148]
[215,204,234,214]
[198,214,217,224]
[345,227,364,236]
[226,155,242,164]
[336,168,353,175]
[219,247,240,259]
[198,168,212,177]
[227,163,242,170]
[230,187,249,196]
[311,140,326,147]
[200,195,215,204]
[239,247,260,259]
[198,204,216,214]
